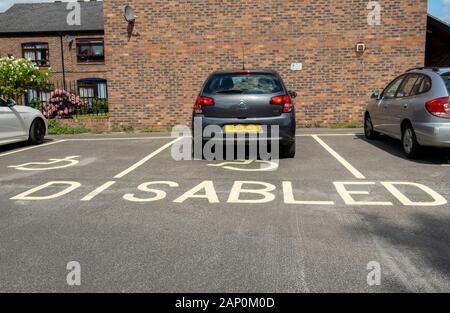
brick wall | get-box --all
[104,0,427,128]
[57,117,111,132]
[0,33,107,83]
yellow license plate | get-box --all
[224,124,261,133]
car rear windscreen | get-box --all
[203,73,283,95]
[442,73,450,94]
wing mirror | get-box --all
[7,99,16,107]
[288,90,298,99]
[371,90,380,100]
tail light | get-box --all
[425,97,450,118]
[271,95,294,113]
[194,96,214,114]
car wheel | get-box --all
[364,114,379,140]
[281,141,296,159]
[402,123,421,159]
[28,118,46,145]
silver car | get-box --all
[0,97,48,146]
[364,67,450,158]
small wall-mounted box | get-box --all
[290,63,303,71]
[356,43,366,53]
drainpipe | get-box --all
[60,33,66,90]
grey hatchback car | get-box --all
[193,70,297,158]
[364,67,450,158]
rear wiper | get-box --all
[215,90,244,94]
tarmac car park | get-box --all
[0,129,449,292]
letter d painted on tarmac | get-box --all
[11,181,81,201]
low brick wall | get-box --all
[56,117,111,132]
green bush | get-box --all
[0,57,51,102]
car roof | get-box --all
[210,69,280,76]
[407,67,450,75]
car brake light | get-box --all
[425,97,450,118]
[194,96,214,114]
[270,95,294,113]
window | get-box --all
[396,74,420,98]
[78,78,108,102]
[204,73,283,95]
[25,89,50,108]
[22,42,49,67]
[412,75,432,95]
[382,75,405,99]
[0,97,7,106]
[76,39,104,63]
[441,73,450,94]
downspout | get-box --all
[60,33,66,90]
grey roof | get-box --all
[0,1,103,34]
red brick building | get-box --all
[0,1,107,106]
[104,0,428,128]
[426,15,450,67]
[0,1,429,128]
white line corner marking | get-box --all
[312,135,366,179]
[114,137,184,179]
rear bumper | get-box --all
[193,114,296,144]
[414,122,450,147]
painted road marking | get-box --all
[62,133,361,141]
[296,133,361,137]
[114,137,184,179]
[208,160,279,171]
[65,136,175,141]
[0,140,66,158]
[81,181,117,201]
[12,180,449,207]
[8,155,80,171]
[312,135,366,179]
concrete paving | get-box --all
[0,129,449,292]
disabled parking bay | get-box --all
[0,129,449,292]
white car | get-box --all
[0,98,48,146]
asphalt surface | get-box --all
[0,129,449,292]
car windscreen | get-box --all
[203,73,284,95]
[442,72,450,94]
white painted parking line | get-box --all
[63,133,360,141]
[296,133,361,137]
[114,137,184,179]
[0,140,66,158]
[66,136,175,141]
[312,135,366,179]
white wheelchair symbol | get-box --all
[207,160,278,172]
[9,156,80,171]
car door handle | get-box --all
[403,104,409,109]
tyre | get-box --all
[28,118,46,145]
[402,123,421,159]
[364,114,379,140]
[281,141,296,158]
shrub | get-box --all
[42,89,86,119]
[0,57,51,102]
